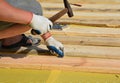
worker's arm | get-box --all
[0,0,32,24]
[0,0,52,34]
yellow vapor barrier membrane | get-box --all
[46,70,61,83]
[0,68,120,83]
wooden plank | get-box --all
[0,56,120,74]
[1,45,120,59]
[53,35,120,47]
[57,19,120,27]
[64,45,120,59]
[45,11,120,19]
[50,25,120,37]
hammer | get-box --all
[49,0,74,22]
[31,0,73,34]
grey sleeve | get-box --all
[5,0,43,15]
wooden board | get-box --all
[51,25,120,37]
[1,45,120,59]
[0,55,120,74]
[53,35,120,46]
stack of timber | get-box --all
[0,2,120,74]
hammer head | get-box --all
[63,0,74,17]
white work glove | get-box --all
[30,14,53,35]
[45,36,64,58]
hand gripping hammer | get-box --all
[31,0,74,34]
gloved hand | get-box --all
[30,14,53,35]
[45,36,64,58]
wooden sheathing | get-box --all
[1,2,120,74]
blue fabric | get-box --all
[47,46,64,58]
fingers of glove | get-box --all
[40,17,53,32]
[30,14,53,34]
[47,46,64,58]
[47,20,53,30]
[59,47,64,53]
[42,17,53,28]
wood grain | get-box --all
[0,56,120,74]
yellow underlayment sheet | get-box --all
[0,68,120,83]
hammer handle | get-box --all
[49,8,68,22]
